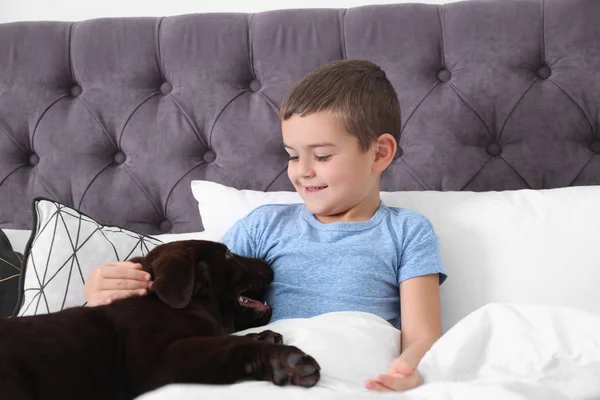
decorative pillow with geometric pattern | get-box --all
[15,198,163,317]
[0,229,23,318]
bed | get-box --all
[1,0,600,398]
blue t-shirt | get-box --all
[220,201,446,329]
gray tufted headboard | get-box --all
[1,0,600,235]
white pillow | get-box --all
[191,180,600,332]
[17,199,164,316]
[17,198,216,317]
[192,181,303,241]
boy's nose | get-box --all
[295,159,316,178]
[303,169,316,178]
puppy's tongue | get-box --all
[238,296,268,310]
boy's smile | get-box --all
[282,111,384,224]
[304,186,327,193]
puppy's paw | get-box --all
[245,330,283,344]
[269,346,320,388]
[258,330,284,344]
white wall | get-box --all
[0,0,461,23]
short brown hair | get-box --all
[279,59,401,151]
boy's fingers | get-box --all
[378,375,402,390]
[101,289,148,304]
[99,278,150,291]
[100,265,151,282]
[108,261,143,269]
[378,373,420,392]
[364,380,392,392]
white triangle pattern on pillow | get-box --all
[17,199,162,317]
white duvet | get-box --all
[137,303,600,400]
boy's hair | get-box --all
[279,59,401,151]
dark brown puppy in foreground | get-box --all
[0,240,320,400]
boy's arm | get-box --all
[398,273,442,368]
[396,219,445,364]
[366,216,446,392]
[365,275,442,392]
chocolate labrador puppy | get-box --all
[0,240,320,400]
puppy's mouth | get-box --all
[237,295,269,311]
[237,286,270,312]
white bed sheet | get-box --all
[137,303,600,400]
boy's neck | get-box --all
[313,190,381,224]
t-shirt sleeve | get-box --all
[398,216,447,285]
[219,218,257,259]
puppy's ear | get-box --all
[129,256,144,265]
[150,254,196,309]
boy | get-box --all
[84,59,447,392]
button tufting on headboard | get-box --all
[160,82,173,95]
[113,152,126,165]
[159,219,173,233]
[536,65,551,80]
[28,154,40,166]
[249,79,262,92]
[486,142,502,158]
[70,84,82,98]
[437,69,451,83]
[203,150,216,163]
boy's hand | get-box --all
[84,262,152,306]
[364,357,421,392]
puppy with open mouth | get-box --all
[0,240,320,400]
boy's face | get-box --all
[282,111,381,223]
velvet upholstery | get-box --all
[1,0,599,234]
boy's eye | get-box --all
[287,155,331,162]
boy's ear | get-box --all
[373,133,397,173]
